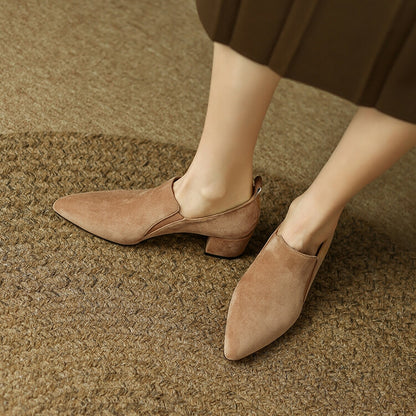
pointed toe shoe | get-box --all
[224,228,334,360]
[53,176,262,258]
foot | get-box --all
[53,176,262,255]
[223,192,342,360]
[277,192,343,255]
[223,221,335,360]
[172,174,253,218]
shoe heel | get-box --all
[205,233,252,258]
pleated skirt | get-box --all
[196,0,416,124]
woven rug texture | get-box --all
[1,0,415,415]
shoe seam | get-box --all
[145,211,260,241]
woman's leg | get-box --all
[173,42,280,218]
[278,107,416,255]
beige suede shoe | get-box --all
[53,176,262,258]
[224,228,334,360]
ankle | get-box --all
[176,175,228,202]
[278,193,343,255]
[173,174,253,218]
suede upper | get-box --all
[224,230,334,360]
[53,177,262,251]
[53,179,180,245]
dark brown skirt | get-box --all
[196,0,416,124]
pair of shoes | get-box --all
[223,227,334,360]
[53,176,262,259]
[53,176,334,360]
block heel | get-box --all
[205,233,253,258]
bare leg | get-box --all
[174,42,280,217]
[279,107,416,255]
